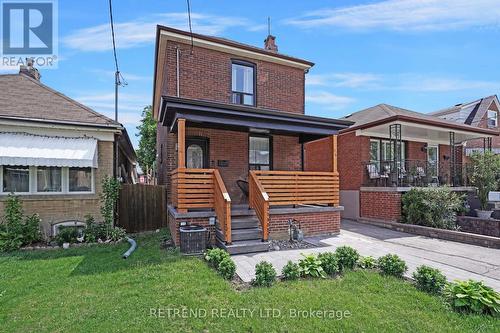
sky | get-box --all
[3,0,500,147]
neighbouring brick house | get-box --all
[0,62,137,237]
[153,26,352,254]
[305,103,498,221]
[431,95,500,156]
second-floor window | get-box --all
[231,61,255,106]
[487,110,498,128]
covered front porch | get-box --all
[357,119,494,188]
[160,97,352,253]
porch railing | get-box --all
[362,160,472,187]
[249,170,340,241]
[171,168,232,243]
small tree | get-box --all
[470,151,500,210]
[136,105,157,183]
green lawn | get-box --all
[0,232,497,333]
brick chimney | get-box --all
[264,35,278,53]
[19,58,41,81]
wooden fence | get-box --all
[117,184,167,233]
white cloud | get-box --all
[64,12,262,52]
[396,75,500,92]
[306,72,382,88]
[74,92,149,125]
[305,91,355,110]
[286,0,500,31]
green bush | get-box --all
[204,248,230,268]
[217,257,236,280]
[55,226,79,246]
[359,256,377,269]
[377,254,407,278]
[281,260,300,280]
[335,246,360,271]
[84,215,125,243]
[444,280,500,316]
[252,261,277,287]
[0,195,41,252]
[469,151,500,210]
[298,254,326,278]
[402,187,464,230]
[317,252,339,276]
[412,265,447,294]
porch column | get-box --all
[331,135,339,206]
[177,118,186,169]
[449,131,456,186]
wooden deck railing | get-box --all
[249,172,270,241]
[249,170,340,241]
[171,168,232,243]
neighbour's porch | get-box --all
[357,120,494,188]
[160,97,352,252]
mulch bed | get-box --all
[269,239,318,251]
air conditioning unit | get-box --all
[179,225,207,255]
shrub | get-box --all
[55,226,79,246]
[444,280,500,316]
[217,257,236,280]
[252,261,277,287]
[0,195,41,252]
[84,214,125,243]
[204,248,230,268]
[359,256,377,269]
[412,265,447,294]
[298,254,326,278]
[335,246,359,271]
[470,151,500,210]
[281,261,300,280]
[100,176,121,228]
[377,254,407,278]
[317,252,339,276]
[402,187,464,230]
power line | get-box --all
[186,0,194,54]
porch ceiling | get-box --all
[356,120,494,144]
[160,96,353,143]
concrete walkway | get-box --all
[233,220,500,290]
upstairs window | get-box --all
[231,61,255,106]
[487,110,498,128]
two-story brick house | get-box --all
[152,26,352,253]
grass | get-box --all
[0,231,497,332]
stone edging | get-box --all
[356,218,500,249]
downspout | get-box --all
[122,237,137,259]
[176,47,180,97]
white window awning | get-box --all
[0,133,98,168]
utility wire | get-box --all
[108,0,126,123]
[186,0,194,54]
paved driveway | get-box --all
[233,220,500,290]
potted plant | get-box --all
[470,151,500,219]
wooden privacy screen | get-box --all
[171,168,232,243]
[250,170,340,206]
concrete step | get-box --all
[230,217,260,230]
[215,227,262,242]
[216,238,270,255]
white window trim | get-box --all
[487,110,498,128]
[0,165,95,196]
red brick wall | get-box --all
[338,132,370,190]
[158,125,302,204]
[269,211,341,239]
[304,137,332,172]
[163,41,305,114]
[360,191,402,222]
[406,141,426,160]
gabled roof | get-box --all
[341,103,498,136]
[0,73,121,128]
[430,95,499,126]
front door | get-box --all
[186,137,209,169]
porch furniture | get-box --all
[366,164,389,186]
[236,179,249,198]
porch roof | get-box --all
[160,96,353,143]
[341,104,498,144]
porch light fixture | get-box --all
[420,143,428,152]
